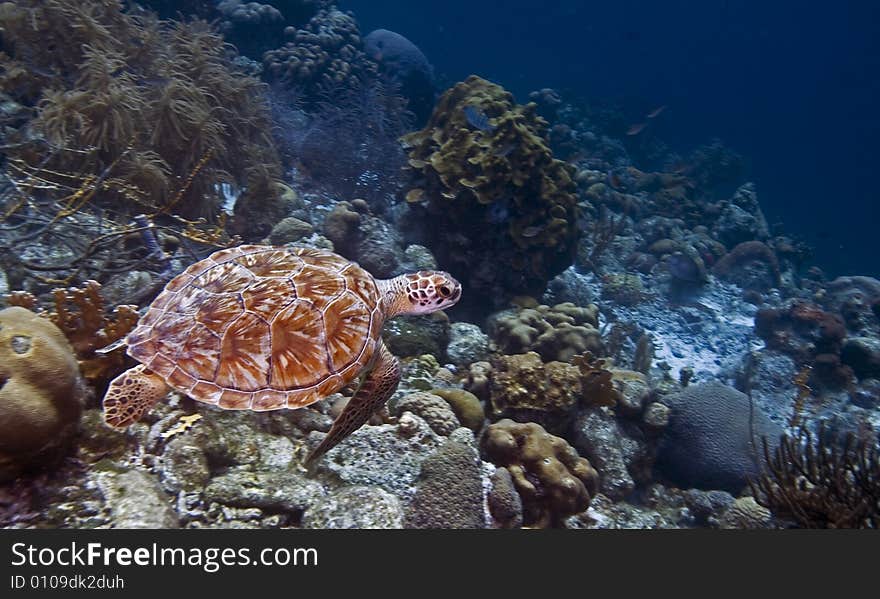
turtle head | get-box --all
[382,271,461,317]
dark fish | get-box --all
[463,105,495,132]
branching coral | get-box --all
[401,76,580,311]
[713,240,781,288]
[751,424,880,528]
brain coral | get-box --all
[402,76,580,313]
[482,419,599,527]
[0,307,85,481]
[488,352,581,434]
[656,381,782,494]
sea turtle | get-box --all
[101,245,461,463]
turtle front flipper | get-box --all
[306,342,401,465]
[103,364,169,429]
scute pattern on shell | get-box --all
[127,246,382,410]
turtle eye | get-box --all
[438,285,451,298]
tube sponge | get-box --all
[0,307,85,481]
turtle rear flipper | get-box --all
[306,342,401,466]
[103,364,169,428]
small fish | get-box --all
[463,105,495,132]
[646,105,667,119]
[521,225,544,238]
[626,122,648,136]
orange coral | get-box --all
[6,281,137,386]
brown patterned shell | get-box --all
[124,245,383,411]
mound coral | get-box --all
[263,7,369,101]
[0,307,85,481]
[713,240,781,290]
[751,424,880,528]
[401,76,580,312]
[488,301,603,363]
[755,301,851,389]
[405,430,485,529]
[8,281,137,388]
[656,381,782,493]
[482,419,599,527]
[488,352,581,433]
[0,0,282,230]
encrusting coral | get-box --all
[0,307,85,481]
[0,0,283,229]
[262,7,369,101]
[402,76,580,311]
[481,419,599,527]
[488,352,581,434]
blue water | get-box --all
[342,0,880,279]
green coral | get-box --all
[402,75,580,307]
[0,307,85,481]
[482,419,599,528]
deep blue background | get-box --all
[340,0,880,279]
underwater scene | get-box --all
[0,0,878,530]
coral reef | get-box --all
[0,307,85,481]
[481,419,599,527]
[429,388,485,432]
[713,240,781,291]
[755,301,851,389]
[390,392,460,436]
[401,76,580,313]
[445,322,491,367]
[486,467,524,528]
[0,0,283,226]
